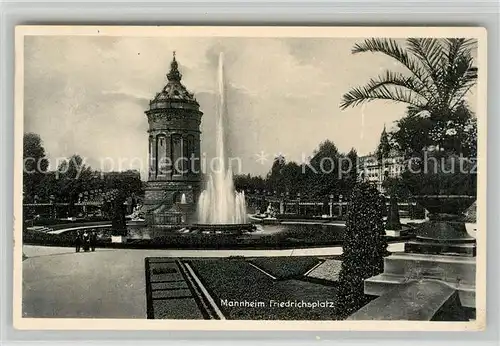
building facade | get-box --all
[143,53,203,226]
[359,149,405,193]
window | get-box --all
[156,135,168,175]
[171,134,183,175]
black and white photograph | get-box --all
[13,26,487,330]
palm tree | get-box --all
[341,38,477,118]
[341,38,478,240]
[340,37,480,157]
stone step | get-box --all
[383,253,476,285]
[364,274,475,308]
[405,241,476,257]
[353,280,460,320]
[364,274,406,296]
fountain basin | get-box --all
[188,223,256,233]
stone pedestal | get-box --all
[364,220,477,312]
[111,236,127,243]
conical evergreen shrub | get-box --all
[335,182,388,319]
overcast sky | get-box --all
[24,36,477,178]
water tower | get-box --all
[143,52,203,226]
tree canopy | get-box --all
[23,133,144,208]
[234,140,359,200]
[23,133,49,202]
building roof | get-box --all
[148,52,200,110]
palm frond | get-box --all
[340,83,427,110]
[445,38,477,64]
[363,70,434,103]
[440,39,478,111]
[407,38,446,71]
[352,38,436,96]
[345,37,478,118]
[406,38,445,96]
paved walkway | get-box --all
[22,243,405,319]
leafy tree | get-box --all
[382,177,410,199]
[341,148,359,195]
[335,182,387,318]
[233,174,266,193]
[340,38,478,157]
[307,140,341,198]
[281,162,303,196]
[54,155,94,213]
[236,140,362,203]
[23,133,49,202]
[266,155,286,194]
[103,170,143,198]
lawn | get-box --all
[189,258,340,320]
[248,256,321,279]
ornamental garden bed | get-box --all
[188,257,342,320]
[248,256,321,280]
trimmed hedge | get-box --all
[335,183,388,319]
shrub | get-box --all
[335,182,388,319]
[386,195,402,230]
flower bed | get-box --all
[189,258,340,320]
[248,257,321,280]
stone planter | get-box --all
[401,151,477,244]
[412,195,476,242]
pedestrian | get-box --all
[75,231,82,253]
[90,231,97,252]
[82,231,90,252]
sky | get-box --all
[24,36,477,179]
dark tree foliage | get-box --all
[23,133,49,202]
[402,151,477,197]
[23,133,144,221]
[382,177,410,199]
[266,155,286,194]
[335,182,388,319]
[233,140,359,203]
[339,148,359,194]
[307,140,341,198]
[233,174,266,193]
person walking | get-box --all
[90,231,97,252]
[75,231,82,253]
[82,231,90,252]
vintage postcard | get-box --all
[13,26,487,331]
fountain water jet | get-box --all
[197,53,248,225]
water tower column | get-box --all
[143,52,203,227]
